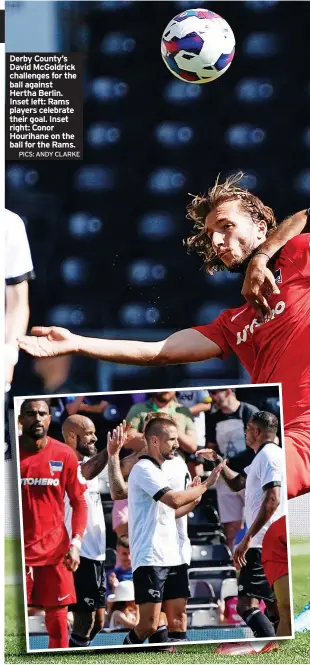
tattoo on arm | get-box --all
[108,455,128,500]
[220,465,246,492]
[81,448,108,481]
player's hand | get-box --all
[64,545,80,572]
[196,449,223,463]
[189,475,202,504]
[233,534,251,569]
[242,255,280,322]
[107,421,127,457]
[18,326,78,358]
[204,460,226,489]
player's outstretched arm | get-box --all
[18,327,221,365]
[160,462,226,510]
[80,447,108,481]
[196,449,245,492]
[242,208,309,319]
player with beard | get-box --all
[113,415,225,647]
[19,400,88,649]
[107,413,198,648]
[62,414,109,649]
[18,176,310,587]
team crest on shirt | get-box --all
[273,268,282,284]
[49,460,63,476]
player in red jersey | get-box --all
[18,176,310,505]
[261,515,290,637]
[19,399,88,649]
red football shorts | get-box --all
[26,560,76,607]
[285,425,310,499]
[262,516,288,587]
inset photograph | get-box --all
[14,384,293,653]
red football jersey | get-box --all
[20,437,86,566]
[194,234,310,428]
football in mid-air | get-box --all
[161,8,235,84]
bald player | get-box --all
[62,415,108,649]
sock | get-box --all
[69,633,91,648]
[168,631,187,641]
[269,615,280,633]
[123,629,144,645]
[149,625,169,643]
[243,608,276,638]
[45,606,69,649]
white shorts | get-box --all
[216,481,245,524]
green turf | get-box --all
[4,538,310,664]
[5,538,22,577]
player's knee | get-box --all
[72,611,94,637]
[45,607,68,639]
[168,611,187,632]
[94,615,105,632]
[278,600,291,618]
[236,597,251,618]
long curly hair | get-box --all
[185,172,277,273]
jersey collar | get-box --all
[138,455,161,469]
[255,440,278,455]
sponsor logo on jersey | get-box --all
[49,460,63,476]
[231,307,248,323]
[21,477,60,486]
[274,268,282,284]
[148,588,161,599]
[236,300,286,345]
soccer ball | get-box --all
[161,8,235,84]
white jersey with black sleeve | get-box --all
[128,456,182,572]
[64,459,106,561]
[162,454,192,566]
[5,209,35,285]
[244,442,286,548]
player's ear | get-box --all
[256,219,267,239]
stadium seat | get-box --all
[28,616,47,634]
[191,544,232,566]
[221,577,238,600]
[190,530,227,545]
[189,579,215,601]
[189,606,220,627]
[105,547,117,570]
[189,567,237,600]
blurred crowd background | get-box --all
[6,0,310,394]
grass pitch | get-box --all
[4,538,310,664]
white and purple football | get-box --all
[161,8,235,84]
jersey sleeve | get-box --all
[64,448,87,499]
[64,449,88,538]
[135,462,171,501]
[193,311,232,359]
[279,234,310,278]
[5,210,35,284]
[257,448,282,491]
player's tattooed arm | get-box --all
[196,449,246,492]
[81,447,108,481]
[107,422,131,500]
